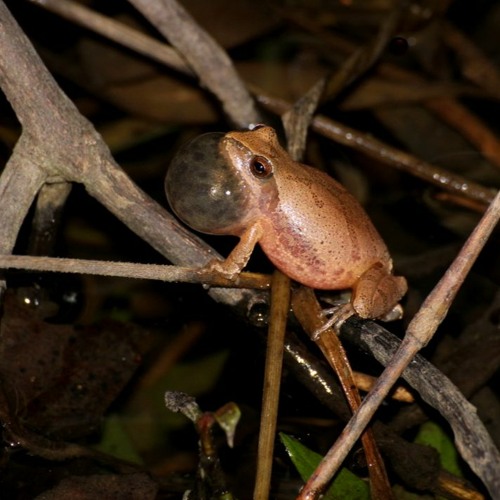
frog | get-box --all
[165,125,407,327]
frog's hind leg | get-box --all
[312,262,407,339]
[352,263,407,320]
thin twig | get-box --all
[253,271,290,500]
[0,254,271,289]
[255,91,496,205]
[282,78,326,161]
[352,372,413,403]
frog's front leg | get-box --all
[201,222,264,280]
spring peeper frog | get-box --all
[165,125,407,324]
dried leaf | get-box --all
[0,293,143,439]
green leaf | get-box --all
[279,433,370,500]
[214,402,241,448]
[414,421,462,476]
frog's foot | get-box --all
[352,265,407,320]
[312,303,356,340]
[198,258,240,281]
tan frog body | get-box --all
[165,125,406,321]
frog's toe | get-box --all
[312,303,355,340]
[199,259,239,281]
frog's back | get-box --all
[259,163,391,290]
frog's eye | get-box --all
[250,156,273,178]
